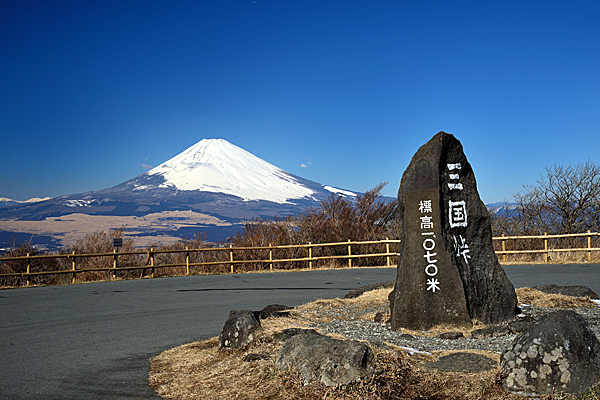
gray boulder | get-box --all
[508,320,535,334]
[425,352,497,373]
[389,132,517,330]
[344,281,395,299]
[242,353,270,362]
[533,284,599,299]
[218,310,261,350]
[501,310,600,396]
[272,328,319,342]
[438,331,464,340]
[258,304,292,319]
[471,325,512,339]
[275,332,375,387]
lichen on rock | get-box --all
[501,310,600,396]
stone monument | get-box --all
[389,132,517,331]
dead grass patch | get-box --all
[149,333,527,400]
[516,287,596,308]
[149,287,598,400]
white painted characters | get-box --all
[419,199,440,293]
[420,216,434,229]
[423,234,438,277]
[447,163,463,190]
[447,163,468,228]
[419,200,433,213]
[426,278,440,292]
[449,200,468,228]
[453,235,471,265]
[447,162,471,265]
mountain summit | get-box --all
[146,139,317,203]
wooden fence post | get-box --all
[269,244,273,271]
[544,233,548,263]
[186,246,190,275]
[150,248,155,278]
[113,248,118,279]
[348,239,352,268]
[386,237,390,267]
[26,252,30,286]
[502,233,506,263]
[72,251,76,283]
[230,244,234,273]
[588,230,592,263]
[308,242,312,269]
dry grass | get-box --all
[516,287,596,308]
[149,330,521,400]
[149,287,599,400]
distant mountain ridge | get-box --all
[0,197,51,208]
[0,139,360,249]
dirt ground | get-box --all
[0,211,233,248]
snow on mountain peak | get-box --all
[146,139,316,203]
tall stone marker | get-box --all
[389,132,517,331]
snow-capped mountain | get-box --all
[144,139,331,203]
[112,138,357,208]
[0,197,51,208]
[485,202,518,215]
[0,139,359,248]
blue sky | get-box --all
[2,1,599,203]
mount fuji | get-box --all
[139,139,356,203]
[0,139,359,249]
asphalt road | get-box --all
[1,264,599,400]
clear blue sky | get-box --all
[2,1,599,204]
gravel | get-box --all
[309,304,600,354]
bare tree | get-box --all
[513,161,600,235]
[294,182,398,244]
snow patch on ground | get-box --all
[398,346,432,355]
[64,199,93,207]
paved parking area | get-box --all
[0,264,598,400]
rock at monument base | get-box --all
[533,284,599,299]
[438,331,464,340]
[424,352,497,373]
[390,131,517,331]
[242,353,270,362]
[374,312,386,323]
[344,281,395,299]
[508,320,535,334]
[275,332,375,387]
[471,325,512,339]
[258,304,292,319]
[272,328,319,342]
[501,310,600,396]
[218,310,261,350]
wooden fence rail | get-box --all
[0,239,402,286]
[2,232,600,286]
[493,230,600,263]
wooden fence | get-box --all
[493,230,600,263]
[0,239,401,286]
[2,232,600,287]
